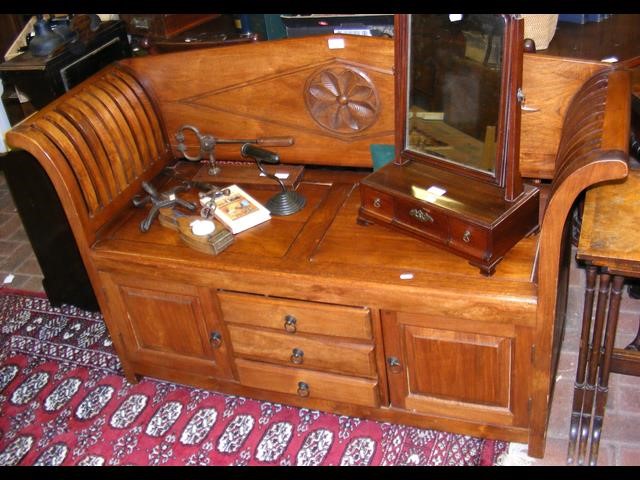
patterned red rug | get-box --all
[0,289,508,466]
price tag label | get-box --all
[328,37,345,49]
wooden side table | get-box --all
[567,169,640,465]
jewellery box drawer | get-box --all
[448,217,490,259]
[217,291,372,340]
[227,324,377,378]
[360,186,394,220]
[394,197,449,242]
[235,358,380,408]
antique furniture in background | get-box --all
[568,170,640,466]
[0,19,131,310]
[359,14,539,275]
[519,14,640,180]
[119,14,257,55]
[3,28,634,459]
[119,14,221,41]
[0,19,130,109]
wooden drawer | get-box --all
[228,324,376,378]
[394,197,449,242]
[218,291,372,340]
[236,358,380,408]
[448,218,489,259]
[360,186,394,220]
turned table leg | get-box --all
[567,266,598,464]
[577,271,611,465]
[588,274,625,466]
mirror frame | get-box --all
[394,14,524,201]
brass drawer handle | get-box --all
[209,331,222,349]
[387,356,402,374]
[290,348,304,364]
[373,197,382,208]
[409,208,434,223]
[463,230,472,243]
[297,381,310,397]
[284,314,297,333]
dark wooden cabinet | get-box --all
[0,20,130,109]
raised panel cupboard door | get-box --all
[381,311,518,426]
[100,272,234,379]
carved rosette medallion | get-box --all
[304,66,380,134]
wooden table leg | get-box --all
[588,274,625,466]
[577,271,610,465]
[625,320,640,351]
[625,282,640,351]
[567,265,598,464]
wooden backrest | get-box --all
[119,34,395,167]
[6,64,171,248]
[529,66,631,456]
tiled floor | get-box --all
[0,165,638,466]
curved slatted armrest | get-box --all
[528,67,631,457]
[5,63,171,249]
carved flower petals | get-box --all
[305,66,380,134]
[338,107,361,131]
[347,101,376,120]
[318,71,341,96]
[309,83,338,103]
[338,69,358,95]
[348,85,375,102]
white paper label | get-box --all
[334,28,371,36]
[426,186,446,197]
[400,273,414,280]
[328,37,345,49]
[412,185,447,203]
[259,172,290,179]
[3,274,15,284]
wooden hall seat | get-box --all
[4,36,632,459]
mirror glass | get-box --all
[406,14,506,176]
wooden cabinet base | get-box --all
[86,166,541,452]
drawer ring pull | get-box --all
[297,381,310,397]
[387,356,402,374]
[284,314,297,333]
[409,208,434,223]
[209,331,222,349]
[373,197,382,208]
[290,348,304,364]
[463,230,472,243]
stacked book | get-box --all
[200,184,271,234]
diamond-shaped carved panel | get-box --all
[178,59,389,142]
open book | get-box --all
[202,184,271,234]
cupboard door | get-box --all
[100,272,234,379]
[382,311,527,426]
